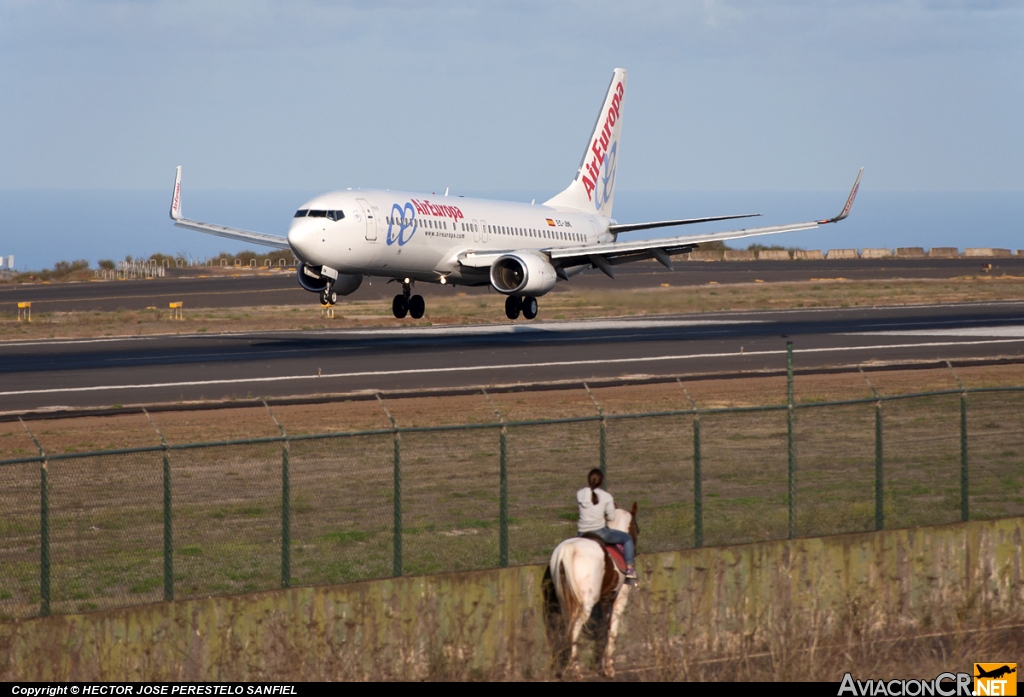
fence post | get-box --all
[482,390,509,567]
[946,363,969,521]
[678,380,703,548]
[859,369,884,531]
[144,411,174,601]
[20,418,50,616]
[584,384,607,477]
[787,342,795,539]
[377,395,402,577]
[875,403,884,530]
[264,402,290,588]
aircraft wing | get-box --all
[169,166,290,250]
[608,213,760,234]
[552,168,863,276]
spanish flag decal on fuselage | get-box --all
[546,218,556,227]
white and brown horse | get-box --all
[548,502,638,677]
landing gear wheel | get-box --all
[504,295,521,320]
[320,288,337,306]
[408,294,425,319]
[521,296,538,320]
[392,294,408,319]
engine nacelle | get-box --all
[298,264,363,296]
[489,252,558,296]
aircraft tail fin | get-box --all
[544,68,627,218]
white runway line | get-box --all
[2,337,1024,398]
[846,326,1024,338]
[0,317,764,348]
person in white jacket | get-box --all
[576,468,636,578]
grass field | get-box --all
[2,363,1024,620]
[2,274,1024,339]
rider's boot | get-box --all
[625,564,637,579]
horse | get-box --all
[548,502,638,678]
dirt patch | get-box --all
[2,275,1024,340]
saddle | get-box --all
[580,532,627,575]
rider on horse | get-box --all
[576,468,637,578]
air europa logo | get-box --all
[387,202,417,246]
[411,199,464,222]
[581,80,624,204]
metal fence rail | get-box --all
[2,347,1024,620]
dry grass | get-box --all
[2,275,1024,340]
[2,364,1023,621]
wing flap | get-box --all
[550,220,820,263]
[608,213,760,235]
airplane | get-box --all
[170,68,862,321]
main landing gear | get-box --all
[392,280,425,319]
[505,295,538,321]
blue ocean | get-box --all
[0,188,1020,271]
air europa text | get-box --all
[582,81,624,201]
[411,199,464,222]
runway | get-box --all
[2,256,1022,313]
[3,300,1024,413]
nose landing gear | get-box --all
[504,295,538,321]
[392,280,425,319]
[320,287,337,306]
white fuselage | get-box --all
[286,189,615,286]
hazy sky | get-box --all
[1,0,1022,195]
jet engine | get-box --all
[297,264,362,295]
[489,252,558,296]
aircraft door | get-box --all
[356,198,377,241]
[472,219,480,244]
[480,220,489,244]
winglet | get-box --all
[821,167,863,224]
[170,166,183,221]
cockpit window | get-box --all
[301,209,345,221]
[294,209,309,217]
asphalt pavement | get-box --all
[2,256,1022,313]
[3,300,1024,413]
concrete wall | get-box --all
[758,249,790,260]
[792,249,824,260]
[897,247,926,257]
[723,250,755,261]
[827,249,858,259]
[2,517,1021,681]
[861,248,894,258]
[966,248,1013,257]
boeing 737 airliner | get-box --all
[170,68,862,320]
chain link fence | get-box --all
[3,348,1024,620]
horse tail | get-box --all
[551,541,582,621]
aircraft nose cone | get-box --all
[288,220,319,261]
